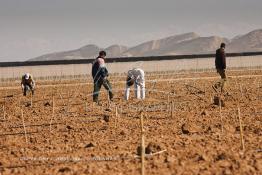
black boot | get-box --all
[109,92,114,102]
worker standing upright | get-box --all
[92,51,113,103]
[213,43,227,93]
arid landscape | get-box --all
[29,29,262,61]
[0,69,261,175]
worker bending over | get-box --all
[125,68,145,100]
[21,73,35,96]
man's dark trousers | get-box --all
[93,78,113,103]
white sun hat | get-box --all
[25,73,30,80]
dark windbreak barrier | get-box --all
[1,52,262,68]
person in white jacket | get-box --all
[125,68,145,100]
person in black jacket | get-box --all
[213,43,227,93]
[92,51,113,103]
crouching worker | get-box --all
[21,73,35,96]
[92,51,113,103]
[125,68,145,100]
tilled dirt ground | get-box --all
[0,70,261,175]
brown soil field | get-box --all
[0,70,261,175]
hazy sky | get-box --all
[0,0,262,61]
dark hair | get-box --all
[220,43,226,48]
[99,51,106,57]
[126,76,134,86]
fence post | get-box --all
[140,113,145,175]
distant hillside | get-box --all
[105,45,128,58]
[29,29,262,61]
[227,29,262,52]
[29,44,101,61]
[140,36,229,56]
[29,44,127,61]
[121,32,199,57]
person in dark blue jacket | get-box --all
[92,51,113,103]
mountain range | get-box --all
[29,29,262,61]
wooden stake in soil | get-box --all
[3,96,6,120]
[107,96,111,108]
[3,104,6,120]
[115,106,118,128]
[21,108,28,143]
[30,92,33,107]
[140,113,145,175]
[18,97,21,107]
[67,91,70,112]
[49,95,55,132]
[239,83,243,99]
[237,106,245,152]
[59,92,65,106]
[170,101,174,118]
[85,101,88,112]
[257,80,260,100]
[115,106,118,117]
[219,95,223,133]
